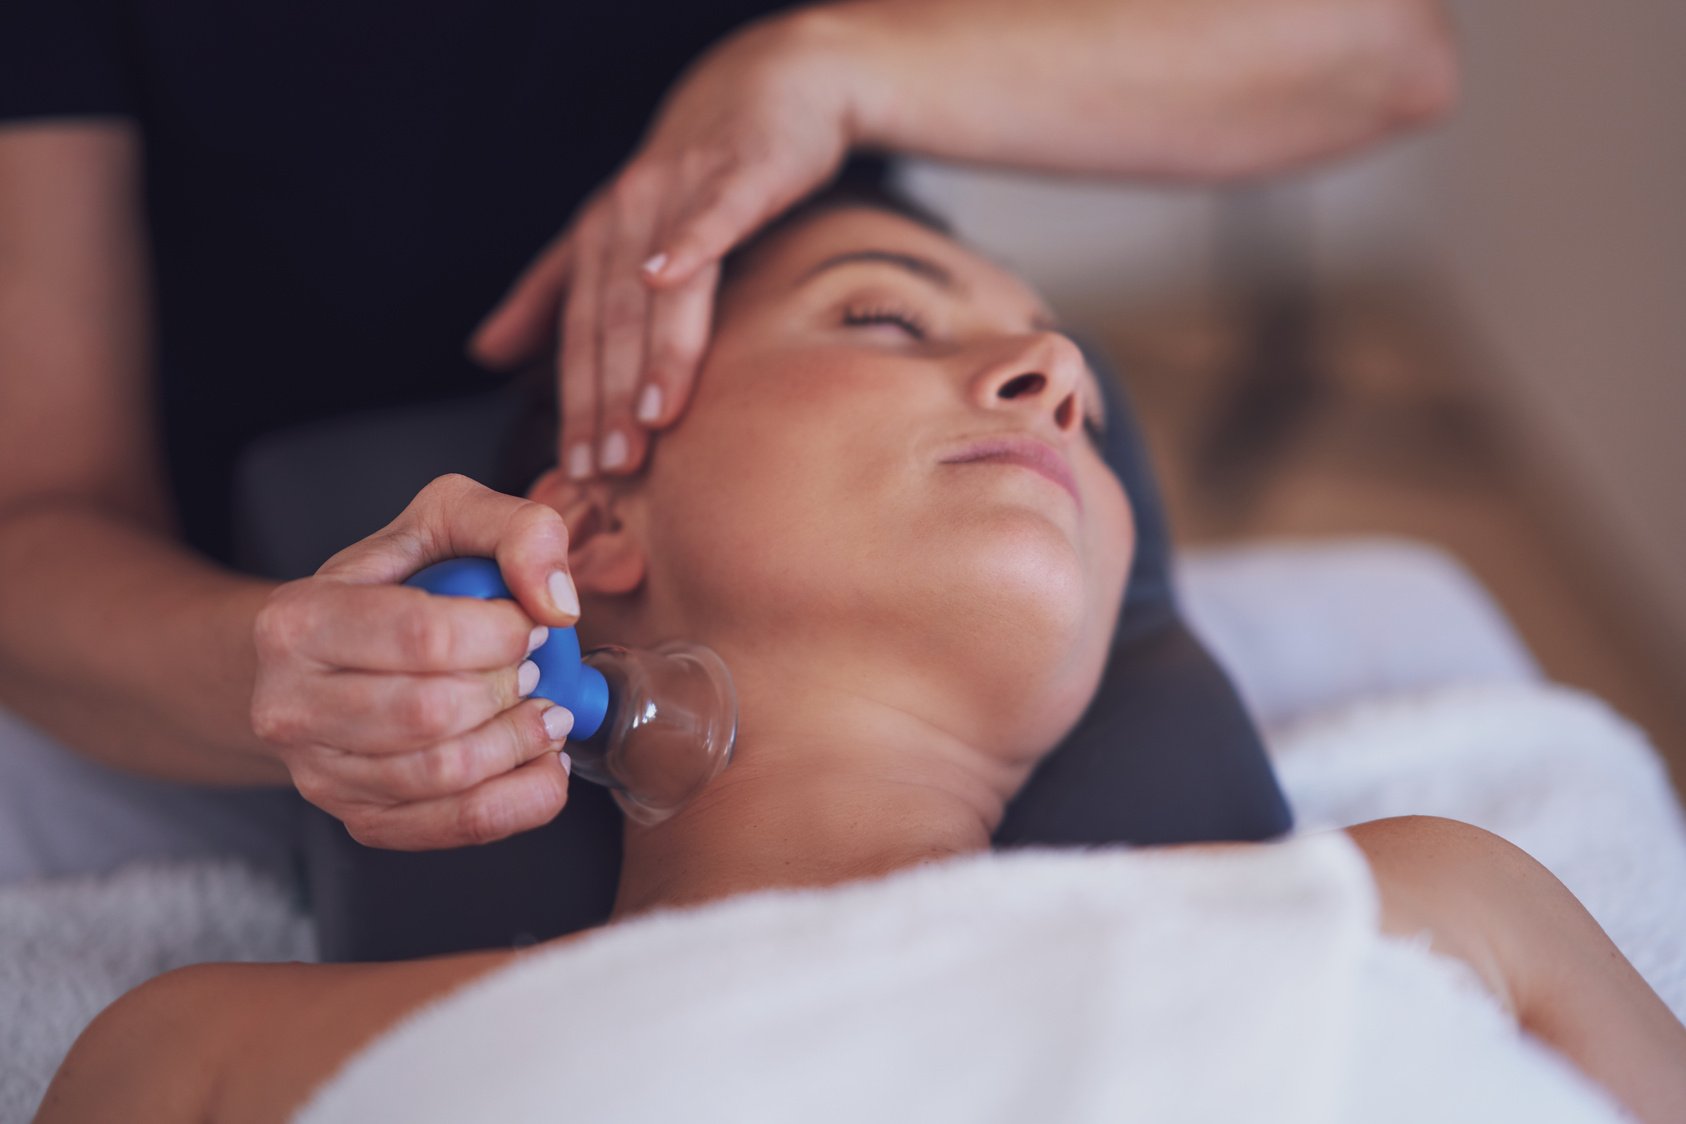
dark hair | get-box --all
[495,165,952,495]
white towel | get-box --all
[295,832,1628,1124]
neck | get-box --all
[610,663,1027,920]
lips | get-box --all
[940,434,1081,506]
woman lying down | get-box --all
[39,183,1686,1123]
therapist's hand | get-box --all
[467,14,859,480]
[250,475,580,850]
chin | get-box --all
[949,502,1087,602]
[921,511,1093,693]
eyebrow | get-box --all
[795,248,1063,333]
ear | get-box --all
[527,467,646,596]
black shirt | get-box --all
[1,0,793,562]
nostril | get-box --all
[998,372,1046,399]
[1054,396,1075,429]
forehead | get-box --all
[723,204,1057,325]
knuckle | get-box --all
[678,145,726,182]
[599,285,646,333]
[611,165,662,212]
[344,816,384,849]
[395,605,454,667]
[396,684,457,740]
[511,495,570,542]
[456,794,512,846]
[291,768,334,808]
[695,177,739,220]
[421,742,473,793]
[418,473,478,509]
[539,765,571,814]
[515,709,547,761]
[250,696,300,745]
[253,585,313,658]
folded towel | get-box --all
[295,833,1627,1124]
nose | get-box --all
[969,331,1087,440]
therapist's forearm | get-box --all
[0,501,288,786]
[804,0,1457,180]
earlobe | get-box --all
[527,468,647,596]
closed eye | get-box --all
[841,302,927,340]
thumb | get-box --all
[318,476,581,628]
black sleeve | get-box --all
[0,0,135,123]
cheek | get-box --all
[639,352,906,633]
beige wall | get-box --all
[1311,0,1686,671]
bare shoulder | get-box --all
[34,960,331,1123]
[36,951,519,1124]
[1343,814,1686,1124]
[1341,814,1522,1018]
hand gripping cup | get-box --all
[405,558,737,826]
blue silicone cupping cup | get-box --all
[405,557,611,739]
[404,557,737,825]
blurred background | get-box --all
[901,1,1686,794]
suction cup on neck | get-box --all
[405,557,736,825]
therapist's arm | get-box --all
[477,0,1456,481]
[0,125,576,852]
[816,0,1456,183]
[641,0,1459,286]
[0,121,285,784]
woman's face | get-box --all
[584,205,1133,756]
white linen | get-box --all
[294,832,1628,1124]
[1176,536,1541,726]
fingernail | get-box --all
[517,659,540,697]
[559,751,574,777]
[599,430,629,470]
[548,570,580,619]
[636,385,663,424]
[544,706,575,741]
[526,626,549,656]
[642,251,668,277]
[567,442,593,480]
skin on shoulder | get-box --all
[36,951,526,1124]
[1342,814,1686,1124]
[1340,815,1520,1018]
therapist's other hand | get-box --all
[250,475,580,851]
[467,14,857,480]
